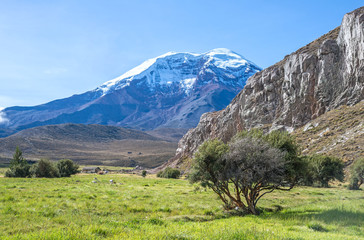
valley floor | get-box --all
[0,174,363,240]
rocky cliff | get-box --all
[170,7,364,167]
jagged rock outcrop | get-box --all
[170,7,364,167]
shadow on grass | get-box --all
[265,208,364,227]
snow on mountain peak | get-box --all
[204,48,250,69]
[96,49,259,95]
[205,48,238,56]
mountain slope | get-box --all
[293,100,364,162]
[0,124,177,168]
[0,48,261,136]
[169,7,364,168]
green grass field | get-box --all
[0,173,363,239]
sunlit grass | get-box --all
[0,174,363,239]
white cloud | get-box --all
[0,110,9,125]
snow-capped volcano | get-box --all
[97,48,257,95]
[0,48,260,137]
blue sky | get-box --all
[0,0,362,108]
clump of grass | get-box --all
[147,218,165,226]
[307,223,328,232]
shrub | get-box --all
[301,154,344,187]
[348,158,364,190]
[141,170,147,178]
[5,147,31,178]
[57,159,79,177]
[31,159,60,178]
[157,167,181,179]
[5,164,31,178]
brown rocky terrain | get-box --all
[169,7,364,168]
[293,100,363,162]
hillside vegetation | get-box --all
[293,101,364,162]
[0,173,363,239]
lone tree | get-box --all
[5,146,31,178]
[190,131,301,215]
[348,158,364,190]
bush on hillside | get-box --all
[157,167,181,179]
[348,158,364,190]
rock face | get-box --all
[0,49,260,137]
[171,7,364,167]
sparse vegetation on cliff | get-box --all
[294,101,364,162]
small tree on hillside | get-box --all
[190,137,293,215]
[348,158,364,190]
[57,159,79,177]
[5,146,31,178]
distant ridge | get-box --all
[0,124,177,168]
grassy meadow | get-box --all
[0,172,363,240]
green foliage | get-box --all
[157,167,181,179]
[141,170,147,178]
[189,139,229,188]
[348,158,364,190]
[31,159,60,178]
[235,130,344,188]
[5,164,31,178]
[191,136,295,215]
[57,159,79,177]
[10,146,25,167]
[301,154,344,187]
[235,130,303,185]
[5,147,31,178]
